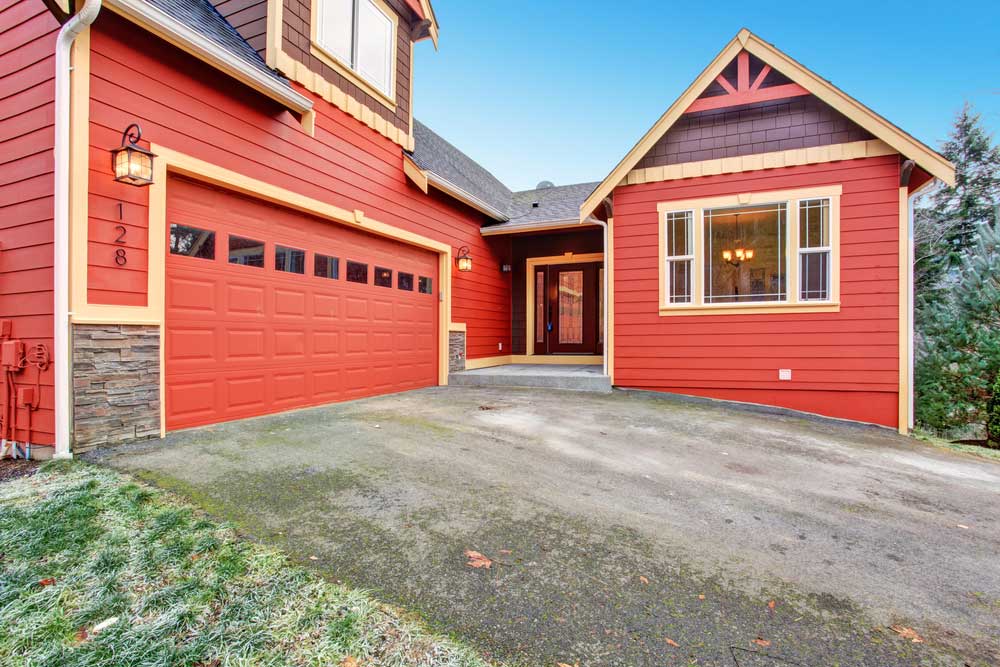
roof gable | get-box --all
[581,29,955,220]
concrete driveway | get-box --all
[95,387,1000,666]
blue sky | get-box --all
[412,1,1000,192]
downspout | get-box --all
[53,0,102,459]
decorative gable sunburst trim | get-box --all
[687,51,809,113]
[276,49,415,150]
[580,29,955,221]
[624,139,896,186]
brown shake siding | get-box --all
[282,0,412,134]
[211,0,269,57]
[635,95,874,170]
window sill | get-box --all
[310,43,397,112]
[659,301,840,316]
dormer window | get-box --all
[314,0,396,101]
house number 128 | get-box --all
[114,224,127,266]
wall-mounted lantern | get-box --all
[110,123,155,186]
[456,246,472,272]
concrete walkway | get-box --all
[449,363,611,392]
[94,387,1000,667]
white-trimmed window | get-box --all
[657,185,841,315]
[664,210,694,304]
[798,198,831,301]
[315,0,396,100]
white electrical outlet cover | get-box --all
[778,368,792,381]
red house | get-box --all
[0,0,954,459]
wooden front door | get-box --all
[533,262,603,355]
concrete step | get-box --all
[448,364,612,393]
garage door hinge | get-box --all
[439,291,444,302]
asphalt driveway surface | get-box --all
[96,387,1000,666]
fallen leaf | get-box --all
[38,578,55,587]
[768,599,776,610]
[556,663,578,667]
[190,553,202,561]
[91,617,119,635]
[698,594,705,600]
[75,629,89,642]
[309,556,319,561]
[956,524,970,530]
[752,637,771,647]
[340,657,358,667]
[890,625,924,643]
[499,549,512,555]
[639,575,649,585]
[665,638,680,647]
[464,549,492,569]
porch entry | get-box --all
[528,256,604,356]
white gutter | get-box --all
[425,171,509,221]
[103,0,313,114]
[54,0,103,459]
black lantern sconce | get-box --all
[111,123,155,186]
[456,246,472,272]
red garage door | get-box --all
[164,176,439,430]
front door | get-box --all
[534,262,603,355]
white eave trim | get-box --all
[104,0,313,114]
[425,171,509,221]
[480,217,603,236]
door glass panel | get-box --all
[598,267,604,344]
[535,271,545,344]
[558,270,584,344]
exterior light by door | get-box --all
[110,123,155,186]
[456,246,472,272]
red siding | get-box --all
[86,11,509,358]
[612,155,902,428]
[0,0,58,447]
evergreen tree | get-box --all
[914,103,1000,300]
[915,222,1000,446]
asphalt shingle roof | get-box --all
[410,120,597,227]
[409,120,513,216]
[144,0,290,87]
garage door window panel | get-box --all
[398,272,413,291]
[275,245,306,274]
[170,224,215,260]
[315,254,340,279]
[347,260,368,284]
[418,276,432,294]
[374,266,392,288]
[229,235,265,268]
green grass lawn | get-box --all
[0,462,496,667]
